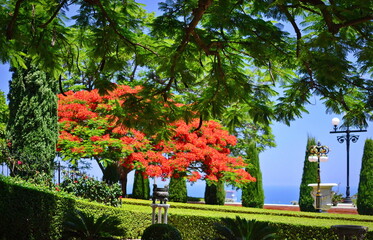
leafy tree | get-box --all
[132,170,150,200]
[7,64,58,177]
[241,142,264,208]
[298,136,317,212]
[168,174,188,203]
[57,85,156,195]
[205,181,226,205]
[57,86,254,196]
[357,138,373,215]
[1,1,371,135]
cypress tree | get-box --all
[132,170,150,199]
[357,138,373,215]
[204,181,226,205]
[169,174,188,203]
[241,142,264,208]
[7,65,58,177]
[0,91,9,163]
[298,136,317,212]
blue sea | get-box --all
[139,180,358,205]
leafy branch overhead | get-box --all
[1,0,372,131]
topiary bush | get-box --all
[205,181,226,205]
[242,142,264,208]
[141,224,182,240]
[357,138,373,215]
[299,136,317,212]
[132,170,150,200]
[169,175,188,203]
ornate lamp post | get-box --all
[308,141,329,213]
[330,117,367,203]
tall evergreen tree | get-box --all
[241,142,264,208]
[132,170,150,199]
[0,91,9,164]
[204,181,226,205]
[169,174,188,203]
[298,136,317,212]
[357,138,373,215]
[7,65,58,177]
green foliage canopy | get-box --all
[0,0,372,133]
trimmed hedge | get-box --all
[1,176,372,240]
[0,177,73,240]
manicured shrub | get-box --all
[2,176,373,240]
[132,170,150,200]
[0,176,71,240]
[299,136,317,212]
[242,142,264,208]
[357,138,373,215]
[205,181,226,205]
[60,171,122,206]
[169,175,188,203]
[141,224,182,240]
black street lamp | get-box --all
[330,117,367,203]
[308,141,329,213]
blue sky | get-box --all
[0,1,371,201]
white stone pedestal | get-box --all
[308,183,338,211]
[151,204,170,224]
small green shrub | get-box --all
[141,224,182,240]
[214,216,277,240]
[63,210,123,240]
[332,192,343,206]
[60,171,122,206]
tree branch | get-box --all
[59,75,67,96]
[336,15,373,29]
[39,0,68,28]
[94,0,158,56]
[167,0,214,91]
[193,115,203,132]
[278,5,302,57]
[6,0,25,40]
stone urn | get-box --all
[152,184,169,204]
[308,183,338,211]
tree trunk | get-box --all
[119,167,130,197]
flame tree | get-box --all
[57,85,254,196]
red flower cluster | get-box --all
[57,85,255,186]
